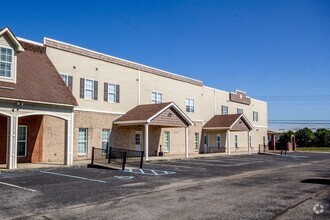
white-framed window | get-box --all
[0,47,13,78]
[221,105,228,115]
[60,73,73,91]
[235,135,238,148]
[163,131,170,152]
[216,134,221,149]
[253,111,258,122]
[60,74,69,86]
[17,125,27,157]
[194,133,199,151]
[151,92,162,104]
[84,79,94,100]
[108,84,116,103]
[78,128,87,155]
[237,108,243,114]
[102,129,110,150]
[186,98,194,113]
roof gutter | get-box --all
[0,97,76,108]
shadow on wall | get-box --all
[110,125,161,156]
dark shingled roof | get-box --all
[203,114,242,128]
[0,41,77,106]
[115,102,172,122]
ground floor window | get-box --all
[217,134,221,149]
[194,133,199,151]
[102,129,110,150]
[78,128,87,155]
[263,136,266,146]
[17,125,27,157]
[235,135,238,148]
[163,131,170,152]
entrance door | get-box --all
[203,134,209,153]
[135,131,143,151]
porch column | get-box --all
[184,127,188,158]
[248,131,251,154]
[65,116,74,166]
[7,115,18,169]
[145,123,149,161]
[6,116,13,169]
[226,130,231,156]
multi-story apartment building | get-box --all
[0,27,267,169]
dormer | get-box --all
[0,27,24,83]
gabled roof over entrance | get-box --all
[114,102,194,127]
[203,114,253,131]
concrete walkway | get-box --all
[0,151,257,172]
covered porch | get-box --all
[0,102,74,169]
[113,102,194,160]
[203,114,253,155]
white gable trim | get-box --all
[147,102,195,126]
[0,27,24,52]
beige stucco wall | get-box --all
[46,47,139,114]
[45,43,268,158]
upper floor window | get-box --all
[253,111,259,122]
[152,92,162,104]
[80,78,98,100]
[186,98,194,113]
[0,47,12,78]
[104,83,120,103]
[60,73,73,91]
[237,108,243,114]
[221,105,228,115]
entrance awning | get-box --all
[114,102,194,160]
[114,102,194,127]
[203,114,253,131]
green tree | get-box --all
[295,127,314,147]
[278,130,294,146]
[314,128,330,147]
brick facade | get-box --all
[17,115,43,163]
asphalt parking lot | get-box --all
[0,152,329,220]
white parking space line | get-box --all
[148,162,202,169]
[40,171,106,183]
[123,168,176,176]
[172,160,262,167]
[0,181,36,192]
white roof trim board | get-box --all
[0,27,25,52]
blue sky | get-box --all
[1,0,329,130]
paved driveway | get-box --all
[0,152,329,219]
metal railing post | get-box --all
[91,147,95,165]
[108,147,112,163]
[140,151,144,169]
[122,152,127,170]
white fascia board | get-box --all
[0,97,75,108]
[17,37,44,47]
[114,120,147,125]
[0,27,24,52]
[203,127,230,130]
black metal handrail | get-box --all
[91,147,144,170]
